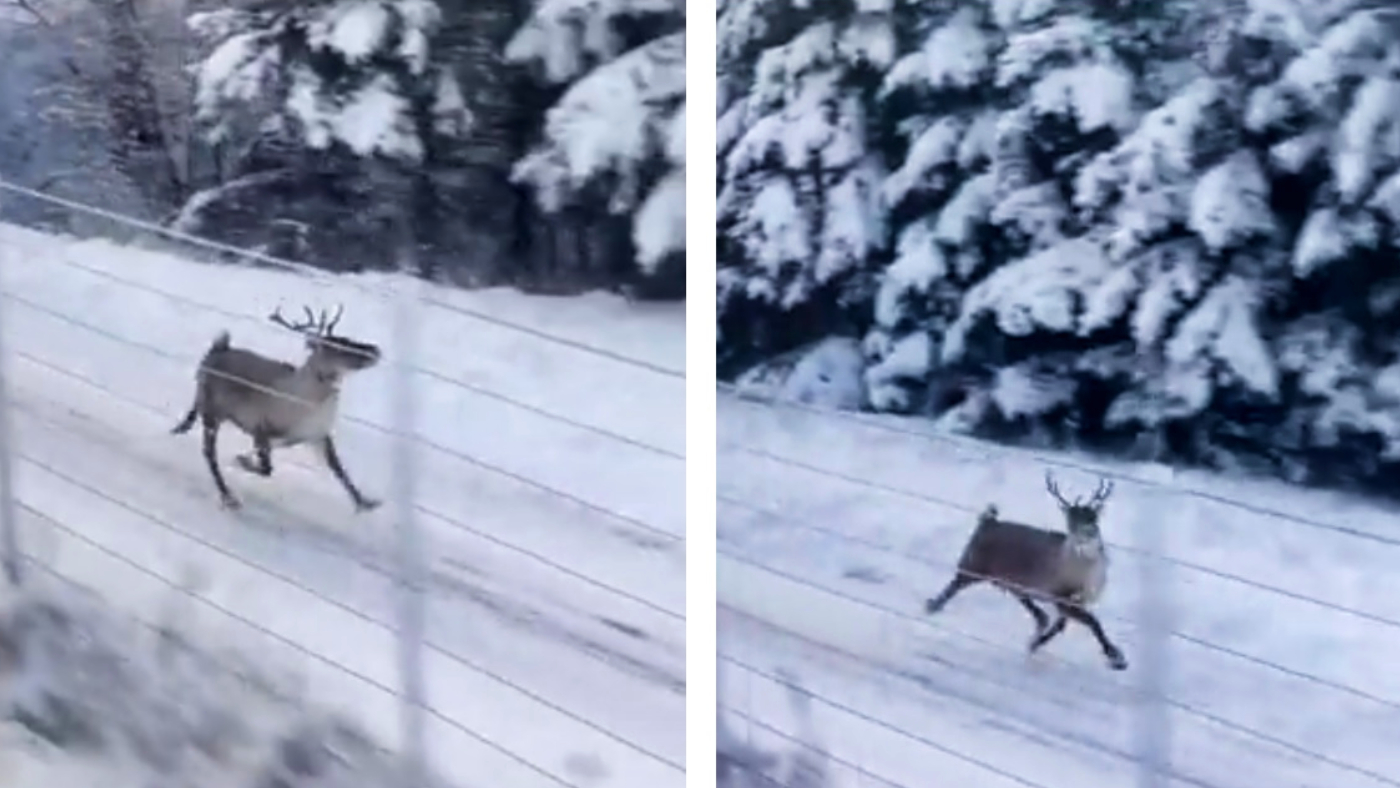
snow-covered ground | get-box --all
[0,222,685,788]
[718,390,1400,788]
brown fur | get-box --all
[171,308,381,512]
[924,475,1127,670]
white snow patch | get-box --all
[735,338,867,411]
[944,238,1112,362]
[719,388,1400,788]
[0,222,685,788]
[1029,62,1136,134]
[884,8,993,95]
[1189,150,1276,252]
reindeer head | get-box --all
[269,304,380,380]
[1045,471,1113,539]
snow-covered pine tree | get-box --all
[716,0,894,376]
[868,1,1150,423]
[1239,1,1400,480]
[506,0,686,283]
[178,0,472,267]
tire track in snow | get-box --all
[7,365,685,785]
[8,383,686,697]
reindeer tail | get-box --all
[171,402,198,434]
[172,331,226,434]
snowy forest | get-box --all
[717,0,1400,493]
[0,0,685,298]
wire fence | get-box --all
[716,384,1400,788]
[0,181,686,788]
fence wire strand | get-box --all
[718,492,1400,714]
[0,178,684,380]
[718,386,1400,788]
[0,190,685,785]
[719,383,1400,549]
[725,440,1400,632]
[2,285,682,547]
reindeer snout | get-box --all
[342,341,381,369]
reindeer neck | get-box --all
[289,360,343,396]
[1063,530,1103,557]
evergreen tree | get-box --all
[178,0,473,270]
[718,0,1400,491]
[869,1,1151,417]
[506,0,686,287]
[716,0,894,374]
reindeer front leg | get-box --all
[1059,602,1128,670]
[319,435,380,512]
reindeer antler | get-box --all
[268,304,345,336]
[1045,471,1072,508]
[1087,478,1114,508]
[322,304,344,335]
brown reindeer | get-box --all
[924,472,1126,670]
[171,304,381,512]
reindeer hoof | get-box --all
[355,498,381,513]
[1107,651,1128,671]
[221,495,242,510]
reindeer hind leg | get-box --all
[235,433,274,476]
[925,570,981,615]
[200,418,239,509]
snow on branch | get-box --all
[1075,78,1232,261]
[1333,74,1400,203]
[1028,61,1136,134]
[1165,274,1280,407]
[1292,205,1379,277]
[512,31,684,215]
[189,0,471,159]
[882,116,965,208]
[1130,239,1207,348]
[883,8,994,96]
[1189,150,1276,252]
[505,0,684,84]
[943,237,1112,362]
[990,0,1057,31]
[1245,7,1398,133]
[997,14,1109,87]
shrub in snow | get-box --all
[507,0,686,278]
[734,337,867,411]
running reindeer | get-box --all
[171,304,382,512]
[924,472,1126,670]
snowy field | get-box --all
[718,391,1400,788]
[0,222,685,788]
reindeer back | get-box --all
[958,514,1070,597]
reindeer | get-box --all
[924,472,1126,670]
[171,304,382,513]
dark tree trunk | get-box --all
[99,0,184,210]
